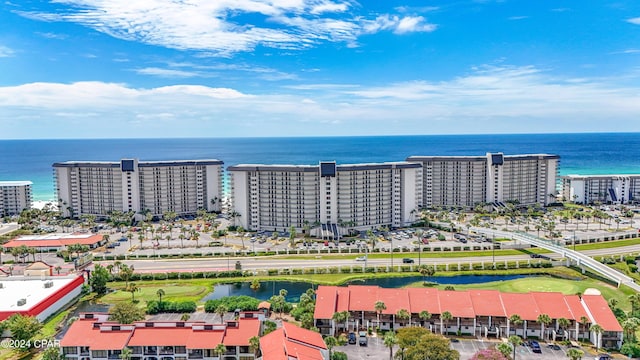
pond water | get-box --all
[201,274,530,302]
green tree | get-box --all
[396,309,411,327]
[383,332,397,360]
[417,265,435,285]
[42,346,65,360]
[119,347,133,360]
[5,314,42,350]
[622,317,640,343]
[249,336,261,357]
[496,343,511,359]
[557,317,571,339]
[215,304,228,322]
[126,283,140,302]
[590,324,604,351]
[119,264,135,288]
[566,348,584,360]
[398,327,460,360]
[156,289,165,305]
[324,336,338,360]
[109,302,145,324]
[214,344,227,359]
[419,311,431,328]
[537,314,552,340]
[332,311,349,332]
[441,311,453,335]
[375,300,387,327]
[509,314,523,337]
[89,264,110,295]
[250,279,260,291]
[508,335,522,360]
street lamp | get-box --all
[390,235,393,270]
[492,234,495,268]
[573,229,576,251]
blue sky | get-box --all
[1,0,640,139]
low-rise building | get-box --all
[60,312,263,360]
[0,181,32,216]
[314,285,622,349]
[2,233,106,252]
[561,174,640,204]
[260,322,327,360]
[0,275,85,322]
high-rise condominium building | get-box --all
[53,159,223,218]
[561,174,640,204]
[0,181,33,216]
[228,161,422,232]
[406,153,560,208]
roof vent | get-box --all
[44,281,54,288]
[17,298,27,306]
[0,283,4,289]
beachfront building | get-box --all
[0,181,33,216]
[561,174,640,204]
[406,153,560,208]
[60,312,262,360]
[53,159,224,218]
[314,285,622,349]
[228,161,422,234]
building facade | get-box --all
[60,312,262,360]
[561,174,640,204]
[228,162,422,232]
[53,159,223,218]
[407,153,559,208]
[314,285,622,349]
[0,181,33,216]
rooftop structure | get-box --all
[53,159,224,218]
[260,322,327,360]
[3,233,105,250]
[314,285,622,349]
[0,275,85,321]
[561,174,640,204]
[228,161,422,233]
[0,180,32,216]
[60,312,262,360]
[406,153,559,208]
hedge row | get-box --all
[147,300,197,314]
[204,296,260,312]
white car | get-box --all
[355,256,367,261]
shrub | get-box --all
[147,300,197,314]
[204,296,260,312]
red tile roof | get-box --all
[260,329,288,360]
[282,322,327,349]
[582,295,623,332]
[438,290,475,318]
[531,292,574,320]
[336,287,350,313]
[376,288,411,315]
[408,288,440,314]
[564,295,590,321]
[261,323,326,360]
[4,234,104,248]
[500,293,540,321]
[347,285,379,311]
[60,319,133,350]
[223,318,261,346]
[314,286,337,319]
[186,330,224,349]
[128,327,192,346]
[468,290,505,317]
[258,301,271,310]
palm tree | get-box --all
[441,311,453,335]
[214,343,226,359]
[156,289,165,305]
[622,317,640,343]
[509,314,523,337]
[374,301,386,328]
[579,316,589,341]
[250,279,260,291]
[383,332,397,360]
[537,314,551,340]
[557,318,571,339]
[566,348,584,360]
[590,324,604,350]
[215,304,228,322]
[508,335,522,360]
[396,309,410,327]
[417,265,435,285]
[119,347,132,360]
[332,311,350,332]
[324,336,337,360]
[181,313,190,321]
[419,310,431,329]
[249,336,260,357]
[126,283,140,302]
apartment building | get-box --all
[407,153,559,208]
[0,181,32,216]
[228,161,422,232]
[53,159,223,218]
[561,174,640,204]
[314,285,622,349]
[60,312,262,360]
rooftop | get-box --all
[3,233,103,248]
[0,181,33,187]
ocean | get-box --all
[1,133,640,201]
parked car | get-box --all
[358,331,368,346]
[402,258,414,264]
[528,340,541,353]
[348,332,356,345]
[594,354,611,360]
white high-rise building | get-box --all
[228,161,422,232]
[0,181,33,216]
[407,153,560,208]
[53,159,223,218]
[561,174,640,204]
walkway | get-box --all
[471,227,640,292]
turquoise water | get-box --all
[1,133,639,201]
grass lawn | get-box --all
[573,238,640,251]
[101,283,211,305]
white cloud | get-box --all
[627,17,640,25]
[15,1,437,55]
[508,16,528,21]
[0,45,15,57]
[36,32,68,39]
[2,65,640,138]
[135,67,201,78]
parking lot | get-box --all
[335,334,579,360]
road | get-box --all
[95,243,640,273]
[0,223,18,235]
